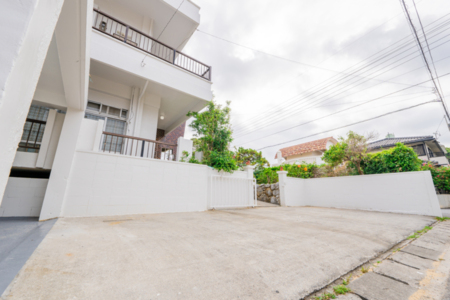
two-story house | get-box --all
[0,0,212,220]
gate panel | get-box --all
[210,175,257,209]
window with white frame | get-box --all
[85,101,128,151]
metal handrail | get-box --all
[92,9,212,81]
[101,131,177,161]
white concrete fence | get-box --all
[58,119,257,218]
[277,170,442,217]
[0,118,443,219]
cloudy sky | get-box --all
[183,0,450,163]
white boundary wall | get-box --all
[0,178,48,217]
[438,195,450,209]
[279,171,442,217]
[62,151,210,217]
[58,119,255,218]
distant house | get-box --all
[368,136,449,166]
[275,137,338,165]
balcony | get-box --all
[92,9,211,81]
[101,132,178,161]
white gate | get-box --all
[210,175,257,209]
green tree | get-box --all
[446,147,450,160]
[323,131,374,175]
[187,100,237,172]
[234,147,269,170]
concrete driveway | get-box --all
[1,207,435,300]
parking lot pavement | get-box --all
[1,207,435,300]
[0,217,56,295]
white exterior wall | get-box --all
[90,32,212,101]
[139,95,161,140]
[12,111,65,170]
[0,178,48,217]
[280,171,442,217]
[431,156,449,166]
[63,151,209,217]
[12,153,39,169]
[0,0,64,205]
[282,151,325,166]
[176,137,193,161]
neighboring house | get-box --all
[368,136,449,166]
[274,137,338,165]
[0,0,212,219]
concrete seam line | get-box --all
[303,220,438,299]
[399,250,439,261]
[387,258,421,270]
[373,271,411,286]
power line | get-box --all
[412,0,448,111]
[234,38,450,138]
[434,115,445,138]
[239,73,450,147]
[232,18,450,135]
[158,0,185,40]
[196,27,433,87]
[399,0,450,119]
[257,100,439,151]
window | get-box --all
[85,101,128,152]
[411,144,426,156]
[18,105,50,153]
[87,102,101,112]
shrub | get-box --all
[256,163,318,184]
[323,131,375,175]
[209,150,238,173]
[180,150,201,165]
[362,143,422,174]
[257,167,279,184]
[420,164,450,193]
[234,147,269,171]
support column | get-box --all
[277,170,288,206]
[243,165,255,179]
[39,108,85,220]
[244,165,256,206]
[0,0,64,205]
[36,109,57,168]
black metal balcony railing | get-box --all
[92,9,212,81]
[101,132,178,161]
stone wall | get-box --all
[257,183,280,205]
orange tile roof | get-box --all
[276,137,337,158]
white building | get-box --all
[368,136,449,166]
[0,0,213,219]
[274,137,338,166]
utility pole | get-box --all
[399,0,450,126]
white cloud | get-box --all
[184,0,450,163]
